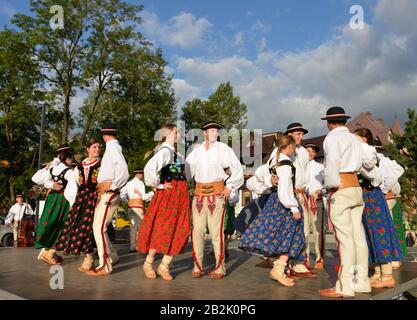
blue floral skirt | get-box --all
[239,192,305,259]
[362,187,403,264]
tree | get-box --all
[78,47,177,171]
[12,0,144,144]
[385,108,417,222]
[0,29,45,203]
[180,82,248,131]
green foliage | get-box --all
[180,82,248,131]
[385,108,417,221]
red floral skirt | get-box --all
[137,180,191,255]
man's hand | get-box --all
[52,182,64,191]
[271,175,279,186]
[292,211,301,221]
[221,187,232,200]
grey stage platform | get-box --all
[0,240,416,300]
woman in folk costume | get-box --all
[353,128,403,289]
[240,135,305,287]
[376,150,406,268]
[32,145,77,265]
[54,138,101,272]
[137,124,191,281]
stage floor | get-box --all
[1,240,416,300]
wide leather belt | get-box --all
[385,190,396,200]
[295,188,305,195]
[195,181,225,196]
[97,181,114,196]
[329,173,359,193]
[128,198,144,208]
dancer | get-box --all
[319,107,371,298]
[354,128,403,289]
[304,143,326,269]
[186,121,244,279]
[54,138,101,272]
[137,124,191,281]
[86,123,129,276]
[377,150,405,269]
[120,168,154,252]
[32,145,77,265]
[240,135,305,287]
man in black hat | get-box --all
[304,143,326,269]
[5,194,34,247]
[86,122,129,276]
[319,106,370,298]
[120,168,154,252]
[186,121,244,279]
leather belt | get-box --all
[329,172,360,193]
[128,198,144,208]
[97,181,116,196]
[195,181,225,196]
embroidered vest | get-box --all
[159,147,186,184]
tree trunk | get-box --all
[61,90,71,144]
[79,87,104,144]
[9,176,15,203]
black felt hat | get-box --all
[101,122,118,136]
[202,121,222,131]
[285,123,309,135]
[304,143,320,153]
[321,106,351,121]
[56,144,72,155]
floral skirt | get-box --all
[35,192,70,249]
[137,180,191,256]
[362,188,403,264]
[54,185,98,255]
[239,192,305,259]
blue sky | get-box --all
[1,0,416,137]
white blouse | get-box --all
[377,153,404,195]
[358,142,383,187]
[144,143,182,189]
[276,154,299,213]
[32,162,77,207]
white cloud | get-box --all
[233,32,245,46]
[141,11,212,49]
[172,78,201,103]
[173,0,417,136]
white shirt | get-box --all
[185,141,244,191]
[5,203,34,224]
[120,177,154,202]
[268,145,308,189]
[144,143,182,189]
[305,159,325,195]
[97,139,129,191]
[358,142,383,187]
[31,162,77,206]
[323,126,363,189]
[276,154,299,213]
[377,153,404,195]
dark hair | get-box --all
[58,150,74,165]
[86,138,100,149]
[354,128,374,145]
[328,120,347,125]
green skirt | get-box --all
[392,200,408,257]
[35,192,70,249]
[224,203,235,235]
